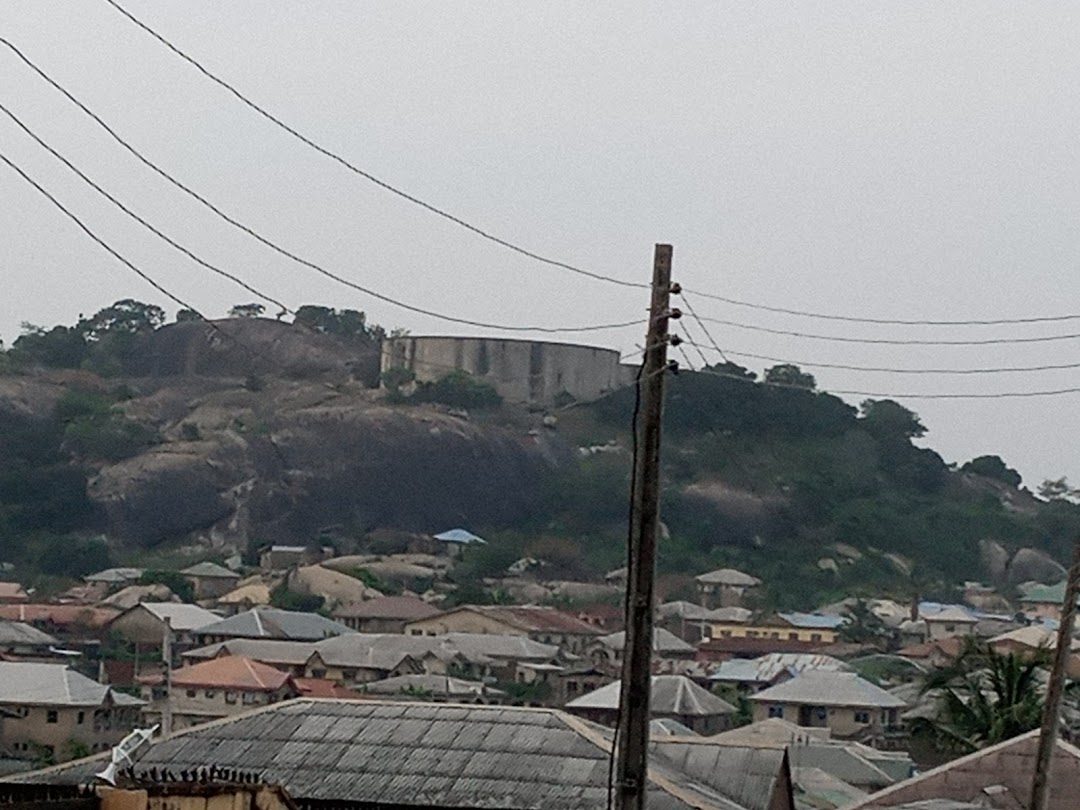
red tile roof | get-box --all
[0,604,120,629]
[293,678,368,700]
[157,655,293,692]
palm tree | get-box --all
[919,637,1048,753]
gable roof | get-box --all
[0,662,142,707]
[158,655,292,691]
[749,671,906,709]
[424,605,603,636]
[597,628,695,653]
[361,673,498,698]
[842,729,1080,809]
[183,638,319,667]
[1021,581,1073,605]
[695,568,761,587]
[83,567,143,584]
[20,699,760,810]
[650,738,793,810]
[777,612,847,630]
[194,607,353,641]
[567,675,737,716]
[922,606,978,624]
[0,583,28,602]
[125,602,220,631]
[433,528,486,545]
[180,561,240,579]
[0,604,119,629]
[711,653,849,685]
[332,596,442,621]
[0,619,58,648]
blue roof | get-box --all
[778,612,847,630]
[433,528,487,545]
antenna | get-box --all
[95,724,159,785]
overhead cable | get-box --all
[685,288,1080,327]
[93,5,647,291]
[697,316,1080,346]
[1,40,642,336]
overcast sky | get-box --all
[4,2,1080,488]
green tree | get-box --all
[1038,477,1080,503]
[175,308,201,323]
[962,455,1022,488]
[838,600,893,649]
[229,302,266,318]
[139,570,194,602]
[411,370,502,410]
[920,639,1047,753]
[764,364,816,390]
[860,399,927,440]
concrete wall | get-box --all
[0,702,141,761]
[751,701,897,738]
[141,684,294,731]
[381,336,636,407]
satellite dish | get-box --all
[95,724,159,785]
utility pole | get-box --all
[161,618,173,738]
[1030,537,1080,810]
[615,244,675,810]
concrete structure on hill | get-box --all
[139,655,299,731]
[380,335,635,407]
[19,699,795,810]
[403,605,602,654]
[0,662,143,763]
[749,671,906,741]
[566,674,738,735]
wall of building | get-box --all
[926,620,978,641]
[708,623,837,645]
[751,702,896,738]
[380,336,636,407]
[141,684,293,731]
[0,703,139,761]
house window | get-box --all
[720,630,732,637]
[186,690,197,698]
[205,690,216,699]
[410,629,423,636]
[225,691,237,705]
[810,633,822,643]
[310,669,326,679]
[46,710,58,724]
[768,705,784,718]
[567,681,579,695]
[854,711,870,724]
[242,691,259,705]
[944,624,956,633]
[788,633,798,641]
[77,711,85,725]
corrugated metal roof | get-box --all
[566,676,737,717]
[13,700,767,810]
[710,653,849,685]
[193,607,353,641]
[179,561,240,579]
[598,628,694,653]
[433,529,486,544]
[0,619,58,647]
[749,671,907,709]
[695,569,761,587]
[777,612,847,630]
[0,662,142,707]
[133,602,220,631]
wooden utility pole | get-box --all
[615,244,674,810]
[161,618,173,737]
[1030,537,1080,810]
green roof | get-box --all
[1020,581,1074,605]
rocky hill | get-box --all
[2,304,1079,609]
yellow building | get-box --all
[708,612,843,646]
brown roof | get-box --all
[151,655,293,692]
[293,678,368,700]
[431,605,603,635]
[695,637,825,660]
[332,596,441,621]
[896,637,964,661]
[0,604,119,629]
[0,583,29,602]
[844,730,1080,809]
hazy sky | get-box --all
[4,3,1080,488]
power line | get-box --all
[677,291,729,363]
[95,3,648,292]
[685,287,1080,327]
[696,315,1080,346]
[680,340,1080,376]
[0,100,295,318]
[693,365,1080,400]
[0,38,643,336]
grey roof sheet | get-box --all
[0,662,139,707]
[566,675,737,716]
[134,602,220,631]
[651,738,788,810]
[598,628,695,654]
[0,620,58,647]
[749,671,907,709]
[711,654,849,685]
[194,608,353,641]
[16,700,756,810]
[362,674,497,697]
[183,639,318,666]
[179,561,240,579]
